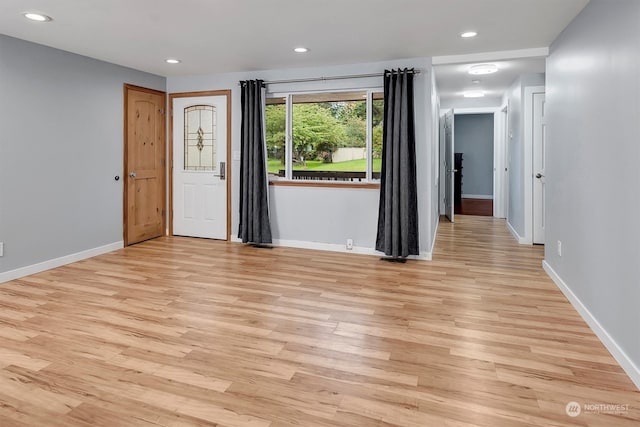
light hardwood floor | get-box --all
[0,216,638,426]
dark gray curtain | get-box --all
[375,68,419,257]
[238,80,272,244]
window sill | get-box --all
[269,180,380,189]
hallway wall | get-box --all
[544,0,640,386]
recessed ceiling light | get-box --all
[460,31,477,38]
[23,12,52,22]
[463,90,485,98]
[472,79,481,84]
[468,63,498,75]
[166,59,181,64]
[294,47,309,53]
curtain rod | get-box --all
[239,69,421,86]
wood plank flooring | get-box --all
[456,198,493,216]
[0,216,638,426]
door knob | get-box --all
[535,173,544,179]
[129,172,137,178]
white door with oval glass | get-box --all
[173,95,227,239]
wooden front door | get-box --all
[124,85,166,246]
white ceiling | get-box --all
[1,0,588,77]
[435,56,547,107]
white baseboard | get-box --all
[506,221,527,244]
[543,261,640,390]
[462,194,493,200]
[427,216,439,260]
[275,239,379,257]
[232,237,431,261]
[409,250,432,261]
[0,241,124,284]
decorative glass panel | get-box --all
[184,105,217,171]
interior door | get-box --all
[533,93,546,244]
[125,85,165,246]
[502,105,510,219]
[172,95,228,239]
[443,109,455,222]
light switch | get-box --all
[233,150,241,161]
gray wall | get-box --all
[454,114,494,197]
[504,73,545,237]
[545,0,640,377]
[168,58,437,257]
[440,96,503,110]
[0,35,165,273]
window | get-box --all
[265,90,384,184]
[184,105,217,171]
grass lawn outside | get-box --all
[267,158,381,174]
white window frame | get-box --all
[266,87,384,185]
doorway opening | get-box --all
[439,107,507,223]
[454,113,494,216]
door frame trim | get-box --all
[168,90,232,240]
[123,84,167,246]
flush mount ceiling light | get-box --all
[460,31,477,38]
[468,63,498,75]
[165,59,181,64]
[23,12,52,22]
[472,79,481,84]
[463,90,485,98]
[294,47,309,53]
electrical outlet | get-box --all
[0,242,4,257]
[346,239,353,250]
[557,240,562,257]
